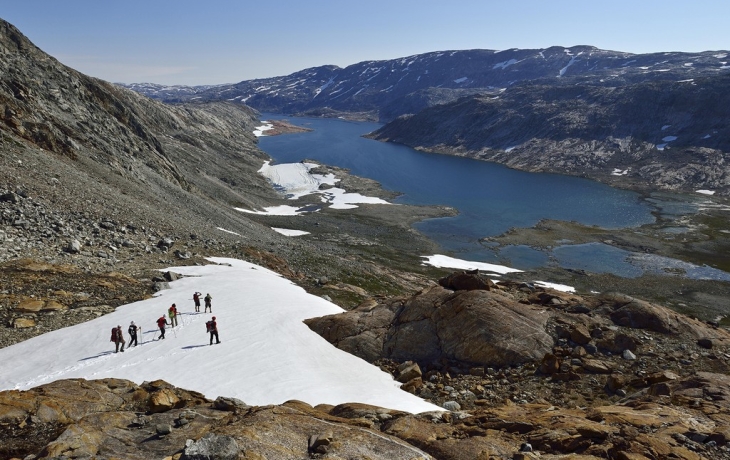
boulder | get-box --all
[149,388,181,413]
[438,272,495,291]
[569,325,592,345]
[181,433,239,460]
[385,286,554,368]
[396,362,422,383]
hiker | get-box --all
[193,291,202,312]
[204,293,212,313]
[168,303,178,327]
[128,321,139,347]
[206,316,221,345]
[111,325,125,353]
[157,315,169,340]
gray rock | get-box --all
[442,401,461,411]
[181,433,239,460]
[213,396,249,411]
[65,239,81,254]
[155,424,172,436]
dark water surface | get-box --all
[257,115,730,280]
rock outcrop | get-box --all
[306,282,554,369]
[3,372,730,459]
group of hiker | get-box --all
[110,292,219,352]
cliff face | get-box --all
[368,75,730,195]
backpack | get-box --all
[206,321,213,333]
[111,328,118,341]
[128,325,136,335]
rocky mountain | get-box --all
[123,46,730,122]
[368,74,730,195]
[5,16,730,460]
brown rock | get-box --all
[606,373,626,392]
[396,362,422,383]
[570,325,592,345]
[539,353,561,375]
[401,377,423,394]
[15,298,45,313]
[581,359,614,374]
[12,317,36,328]
[42,300,67,311]
[438,272,494,291]
[149,388,181,413]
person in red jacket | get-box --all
[156,315,169,340]
[111,325,125,352]
[207,316,220,345]
[193,292,202,313]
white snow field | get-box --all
[0,257,441,414]
[236,161,391,216]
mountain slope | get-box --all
[124,46,730,122]
[0,18,286,254]
[368,74,730,194]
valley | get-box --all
[2,14,730,459]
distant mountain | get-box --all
[123,46,730,122]
[367,74,730,195]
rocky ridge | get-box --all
[368,75,730,195]
[123,46,729,123]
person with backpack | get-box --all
[128,321,139,347]
[168,303,178,327]
[193,292,202,313]
[157,315,169,340]
[111,325,125,353]
[204,293,212,313]
[206,316,220,345]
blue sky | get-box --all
[3,0,729,85]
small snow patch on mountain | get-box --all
[454,77,468,83]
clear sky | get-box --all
[2,0,729,86]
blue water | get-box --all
[256,115,730,280]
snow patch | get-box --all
[662,136,677,142]
[493,59,519,70]
[612,168,629,176]
[217,228,241,236]
[703,134,712,139]
[253,122,274,137]
[661,125,671,131]
[237,161,390,215]
[236,205,308,216]
[454,77,468,83]
[0,258,441,413]
[534,281,576,293]
[421,254,522,275]
[272,228,310,236]
[696,190,716,196]
[558,53,580,77]
[715,53,728,59]
[657,144,668,151]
